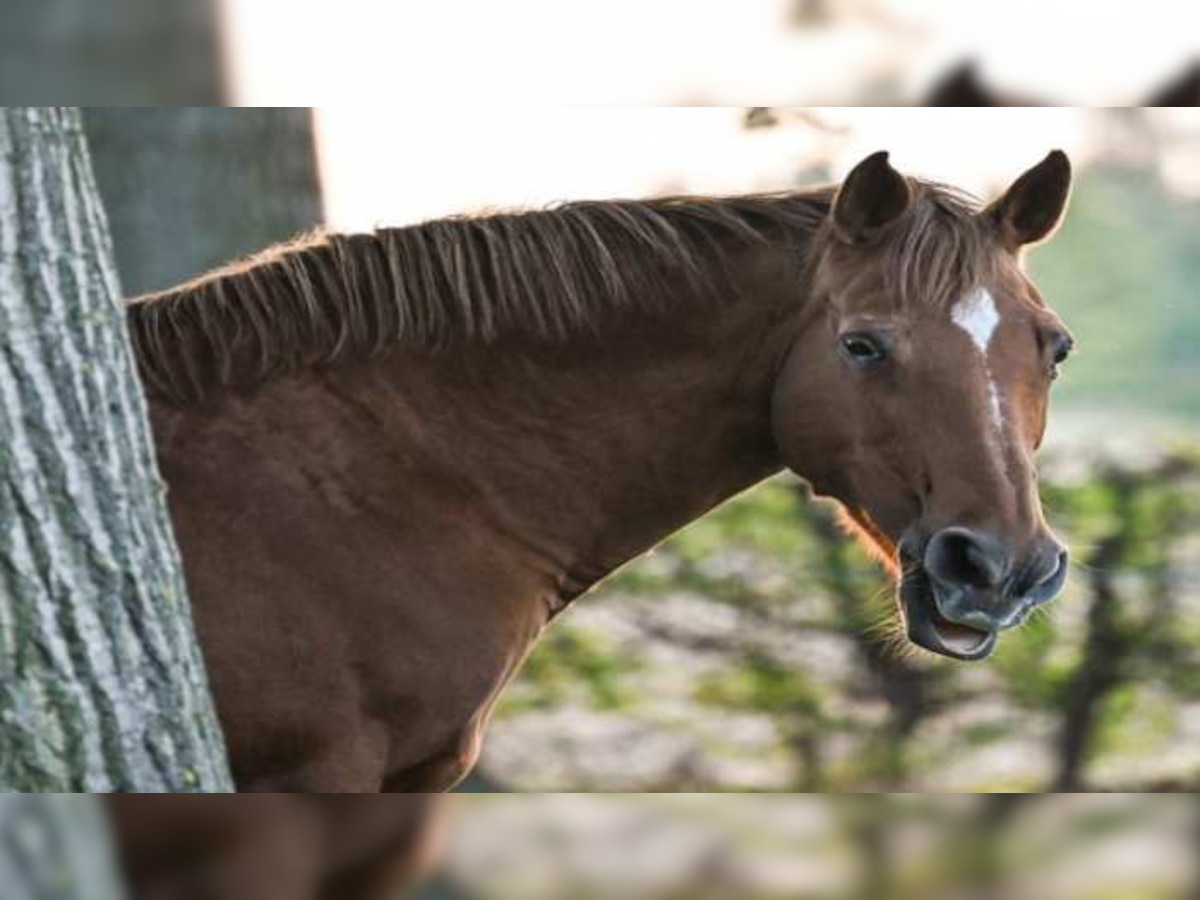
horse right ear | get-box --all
[1146,62,1200,106]
[832,151,913,245]
[987,150,1073,249]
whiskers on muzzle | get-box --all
[892,526,1069,661]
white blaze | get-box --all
[951,288,1004,432]
[952,288,1001,354]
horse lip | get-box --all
[900,572,998,662]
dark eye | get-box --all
[840,332,888,368]
[1046,330,1074,378]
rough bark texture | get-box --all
[86,109,324,295]
[0,107,233,792]
[0,796,125,900]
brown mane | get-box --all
[883,180,997,313]
[126,182,990,404]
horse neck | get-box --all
[340,259,804,603]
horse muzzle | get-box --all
[899,527,1069,661]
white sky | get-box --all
[223,0,1199,105]
[219,1,1199,230]
[310,107,1099,232]
[221,0,906,106]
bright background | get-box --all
[221,0,1200,106]
[306,107,1200,234]
[216,1,1200,231]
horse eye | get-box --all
[840,332,888,367]
[1052,339,1073,366]
[1047,330,1074,377]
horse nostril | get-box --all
[925,527,1007,592]
[1027,548,1070,605]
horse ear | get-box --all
[832,151,912,245]
[987,150,1072,249]
[925,62,997,106]
[1145,63,1200,106]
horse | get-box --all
[107,795,449,900]
[925,61,1200,106]
[116,149,1075,893]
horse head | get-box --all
[772,151,1075,659]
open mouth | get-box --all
[899,570,998,661]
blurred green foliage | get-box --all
[1032,165,1200,416]
[493,451,1200,792]
[447,794,1199,900]
[504,625,638,714]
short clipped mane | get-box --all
[126,182,988,404]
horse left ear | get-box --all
[832,151,913,245]
[987,150,1072,249]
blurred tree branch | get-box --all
[743,107,850,135]
[1052,455,1199,791]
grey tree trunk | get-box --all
[0,107,233,793]
[86,109,324,295]
[0,796,125,900]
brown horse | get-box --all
[107,794,450,900]
[126,150,1074,799]
[926,61,1200,106]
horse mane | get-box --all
[126,182,989,404]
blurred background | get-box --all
[1,0,1197,106]
[435,794,1200,899]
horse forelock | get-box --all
[815,181,999,315]
[897,185,994,309]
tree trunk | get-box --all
[86,109,324,295]
[0,796,125,900]
[0,107,233,793]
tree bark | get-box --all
[0,796,125,900]
[0,107,233,793]
[86,109,324,295]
